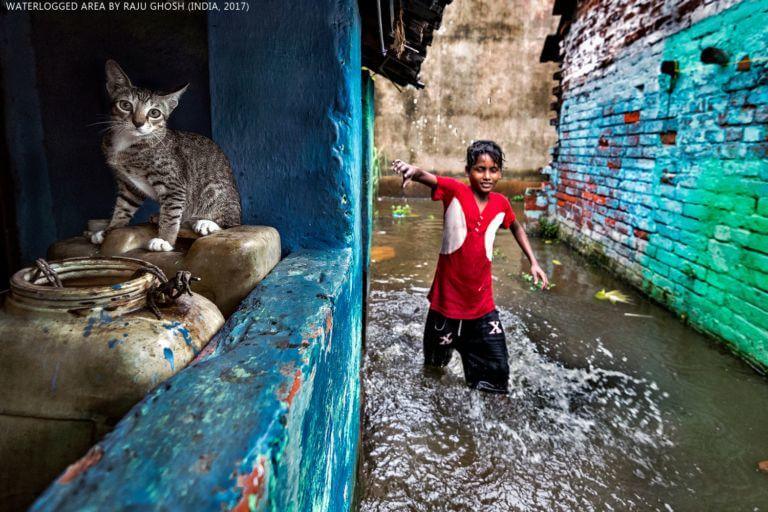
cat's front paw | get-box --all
[193,220,222,236]
[90,230,105,244]
[147,238,174,252]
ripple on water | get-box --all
[361,290,676,512]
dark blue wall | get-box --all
[32,2,367,510]
[0,12,211,264]
[208,1,361,253]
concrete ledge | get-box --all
[31,249,361,511]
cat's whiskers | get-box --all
[87,121,121,127]
[150,131,170,151]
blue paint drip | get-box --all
[100,310,113,323]
[83,317,97,338]
[50,361,60,392]
[107,338,123,349]
[163,348,175,371]
[111,283,123,290]
[163,321,193,346]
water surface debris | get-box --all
[391,204,412,218]
[595,289,633,304]
[759,460,768,473]
[521,272,555,290]
[624,313,654,318]
[552,259,562,265]
[371,246,397,263]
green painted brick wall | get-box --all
[545,0,768,371]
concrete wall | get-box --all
[541,0,768,369]
[374,0,559,175]
[31,1,366,509]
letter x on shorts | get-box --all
[423,309,510,394]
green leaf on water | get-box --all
[595,289,633,304]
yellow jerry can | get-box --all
[0,257,224,510]
[48,223,282,317]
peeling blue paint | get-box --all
[32,251,362,511]
[32,1,365,509]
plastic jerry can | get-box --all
[48,222,281,316]
[0,257,224,510]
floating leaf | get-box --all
[624,313,653,318]
[391,204,412,218]
[595,289,633,304]
[544,240,553,245]
[552,259,562,265]
[371,246,396,263]
[521,272,554,290]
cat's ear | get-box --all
[105,60,133,97]
[160,84,189,112]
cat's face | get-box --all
[105,60,188,138]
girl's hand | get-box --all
[391,159,420,188]
[530,262,549,289]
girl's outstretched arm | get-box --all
[391,159,438,189]
[510,220,549,289]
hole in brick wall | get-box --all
[701,47,729,66]
[660,172,676,184]
[661,131,677,145]
[635,83,645,92]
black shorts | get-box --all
[423,309,510,394]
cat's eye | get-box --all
[148,108,162,119]
[117,100,132,111]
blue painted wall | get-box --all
[208,2,362,254]
[544,0,768,370]
[32,250,362,511]
[32,1,366,510]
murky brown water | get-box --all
[361,197,768,512]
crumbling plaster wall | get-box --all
[374,0,560,175]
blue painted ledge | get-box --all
[32,249,362,511]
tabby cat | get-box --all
[91,59,242,252]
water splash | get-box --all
[361,290,672,511]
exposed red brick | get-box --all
[660,131,677,145]
[634,228,650,240]
[598,135,610,148]
[607,159,622,170]
[555,192,578,203]
[624,111,640,124]
[737,55,751,72]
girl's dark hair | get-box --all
[466,140,504,171]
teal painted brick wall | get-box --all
[544,0,768,369]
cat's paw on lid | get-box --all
[193,220,222,236]
[147,238,173,252]
[91,230,105,245]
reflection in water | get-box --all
[361,198,768,511]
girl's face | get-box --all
[466,153,502,195]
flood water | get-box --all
[360,197,768,511]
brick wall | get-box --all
[539,0,768,369]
